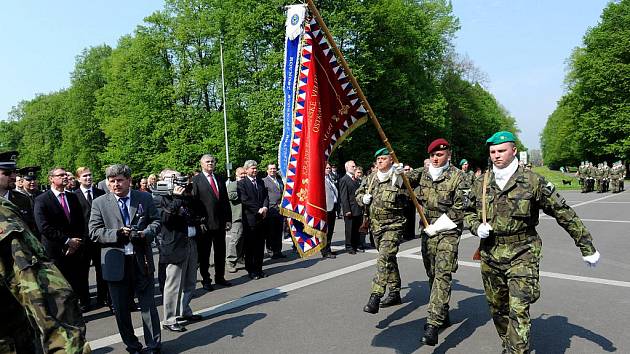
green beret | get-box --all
[486,131,516,145]
[374,147,390,157]
[459,159,468,167]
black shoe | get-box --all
[129,302,140,312]
[140,348,161,354]
[215,279,233,287]
[271,253,287,259]
[440,312,451,329]
[202,282,214,291]
[177,314,203,322]
[249,273,261,280]
[330,251,338,256]
[380,291,402,308]
[163,323,186,332]
[363,294,381,314]
[423,324,438,346]
[355,247,365,253]
[258,271,266,278]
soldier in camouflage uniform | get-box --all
[595,163,604,193]
[576,161,588,193]
[609,162,620,193]
[407,139,465,346]
[357,148,408,314]
[464,131,601,354]
[459,159,474,209]
[0,153,90,354]
[585,161,595,192]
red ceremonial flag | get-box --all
[281,16,368,256]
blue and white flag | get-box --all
[278,4,306,179]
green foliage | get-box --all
[543,0,630,166]
[1,0,522,181]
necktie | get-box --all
[58,193,70,220]
[86,189,93,204]
[119,197,130,226]
[208,175,219,198]
[251,178,257,190]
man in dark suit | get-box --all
[74,166,108,308]
[89,164,161,354]
[338,160,363,254]
[34,167,88,308]
[262,163,286,259]
[0,152,38,237]
[238,160,269,279]
[192,154,232,290]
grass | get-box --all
[532,166,580,190]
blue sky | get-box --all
[450,0,610,149]
[0,1,611,150]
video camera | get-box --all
[153,174,191,196]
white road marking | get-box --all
[400,254,630,288]
[540,217,630,223]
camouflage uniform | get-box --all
[577,163,588,193]
[464,166,596,354]
[594,164,604,193]
[609,164,620,193]
[0,199,90,353]
[356,171,409,297]
[409,165,465,327]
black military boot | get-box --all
[440,311,451,329]
[380,291,402,308]
[422,324,438,346]
[363,294,381,314]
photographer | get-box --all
[155,169,203,332]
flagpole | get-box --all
[220,39,232,179]
[305,0,429,228]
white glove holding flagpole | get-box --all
[362,193,372,205]
[582,250,600,267]
[477,223,492,239]
[424,214,458,236]
[394,163,405,175]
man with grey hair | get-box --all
[192,154,232,290]
[238,160,269,279]
[157,169,202,332]
[89,164,162,353]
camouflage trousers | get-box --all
[421,231,460,327]
[480,236,542,354]
[370,229,402,297]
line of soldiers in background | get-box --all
[576,161,626,193]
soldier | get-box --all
[594,163,604,193]
[610,162,620,193]
[408,139,465,346]
[357,148,407,314]
[620,161,626,191]
[585,161,595,192]
[0,163,90,353]
[577,161,588,193]
[464,131,600,354]
[0,152,38,238]
[19,166,43,203]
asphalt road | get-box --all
[86,189,629,353]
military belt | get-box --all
[424,209,442,218]
[493,228,537,244]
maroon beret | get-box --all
[427,138,450,153]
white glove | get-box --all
[394,163,405,175]
[362,193,372,205]
[582,250,600,267]
[477,223,492,239]
[424,224,437,236]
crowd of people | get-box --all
[0,130,611,353]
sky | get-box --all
[450,0,610,149]
[0,1,611,150]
